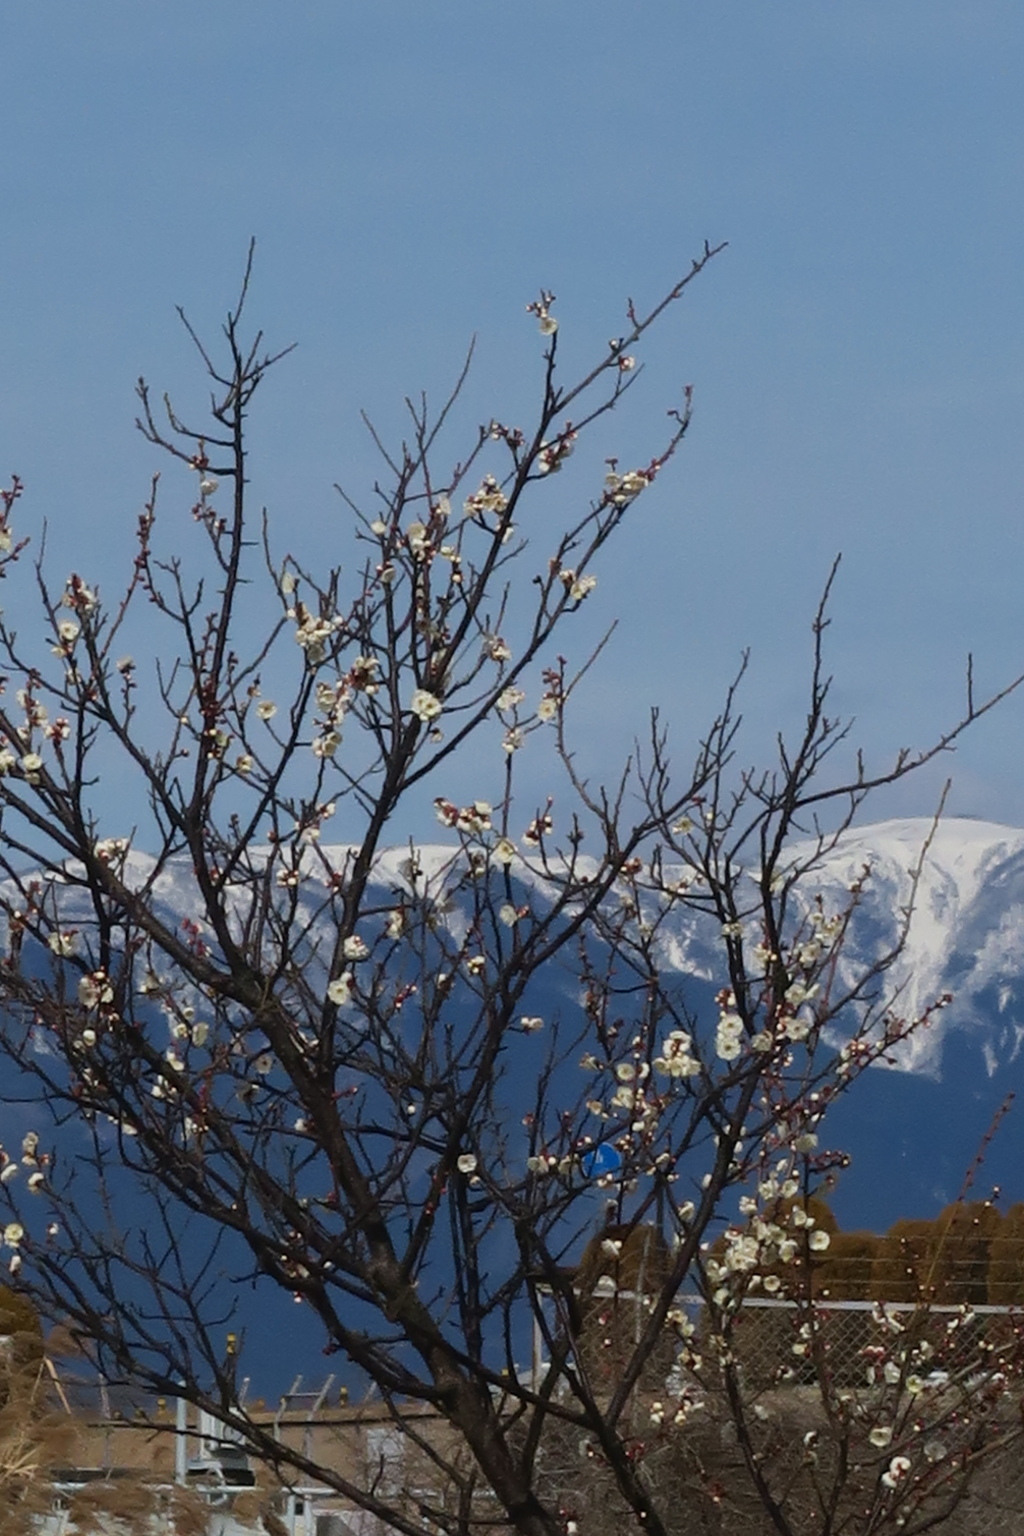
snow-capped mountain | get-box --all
[5,817,1024,1230]
[638,815,1024,1226]
[3,815,1024,1393]
[671,813,1024,1224]
[784,817,1024,1078]
[756,818,1024,1227]
[43,816,1024,1079]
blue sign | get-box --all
[580,1143,622,1179]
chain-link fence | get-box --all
[532,1295,1024,1536]
[696,1295,1021,1389]
[38,1302,1024,1536]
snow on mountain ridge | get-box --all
[785,819,1024,1077]
[9,818,1024,1082]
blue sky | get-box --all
[1,2,1022,834]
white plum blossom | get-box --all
[342,935,369,961]
[312,729,341,759]
[434,797,492,835]
[527,294,558,336]
[522,809,553,847]
[722,1232,760,1273]
[463,475,508,520]
[537,432,576,474]
[255,700,277,721]
[291,604,343,665]
[457,801,491,834]
[410,689,442,722]
[716,1010,744,1061]
[654,1030,701,1079]
[315,680,349,720]
[63,576,98,614]
[349,655,380,694]
[78,972,113,1010]
[604,469,651,505]
[405,521,430,558]
[327,973,354,1006]
[95,836,131,864]
[456,1154,478,1175]
[881,1456,912,1490]
[483,633,511,663]
[386,909,404,939]
[557,568,597,602]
